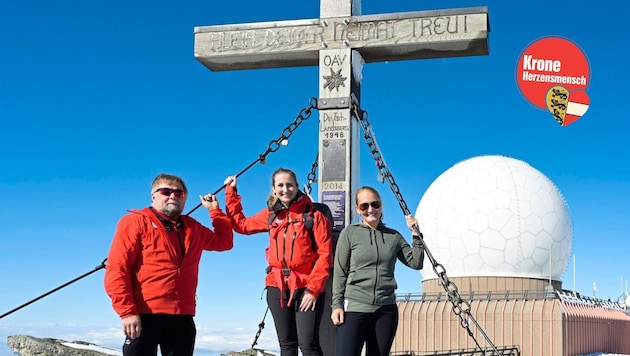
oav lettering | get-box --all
[323,54,347,66]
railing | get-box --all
[396,289,630,313]
[390,345,521,356]
[556,290,630,312]
[396,290,555,302]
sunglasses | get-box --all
[154,187,186,198]
[358,201,381,211]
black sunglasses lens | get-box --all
[157,188,185,197]
[359,201,381,211]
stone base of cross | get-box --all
[194,2,489,230]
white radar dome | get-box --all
[416,155,572,281]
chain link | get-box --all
[351,103,504,355]
[251,306,269,349]
[304,153,319,196]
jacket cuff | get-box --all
[305,288,319,298]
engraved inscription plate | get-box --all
[322,139,346,181]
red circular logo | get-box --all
[516,37,591,126]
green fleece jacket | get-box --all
[331,222,425,311]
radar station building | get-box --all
[391,155,630,356]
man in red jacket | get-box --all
[104,173,233,356]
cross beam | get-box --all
[194,5,489,231]
[194,7,489,72]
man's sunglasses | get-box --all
[358,201,381,211]
[154,187,186,198]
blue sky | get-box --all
[1,0,629,355]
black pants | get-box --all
[335,304,398,356]
[267,286,324,356]
[122,314,196,356]
[318,269,336,356]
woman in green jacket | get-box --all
[331,186,425,356]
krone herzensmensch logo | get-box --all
[516,36,591,126]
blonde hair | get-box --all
[355,186,381,205]
[267,168,299,206]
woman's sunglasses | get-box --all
[358,201,381,211]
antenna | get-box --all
[544,244,555,297]
[548,243,552,286]
[573,254,576,294]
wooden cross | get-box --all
[194,1,489,230]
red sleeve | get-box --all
[224,185,271,235]
[202,208,234,251]
[306,211,333,297]
[104,214,142,319]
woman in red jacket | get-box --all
[224,168,332,356]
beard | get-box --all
[160,203,183,218]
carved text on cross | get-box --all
[194,7,488,72]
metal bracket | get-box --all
[316,97,351,110]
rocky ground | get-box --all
[6,335,277,356]
[7,335,118,355]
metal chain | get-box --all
[351,107,409,216]
[304,153,319,196]
[1,259,107,319]
[350,103,504,355]
[251,305,269,349]
[188,97,318,215]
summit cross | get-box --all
[194,1,489,230]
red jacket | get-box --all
[225,186,332,306]
[104,207,233,319]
